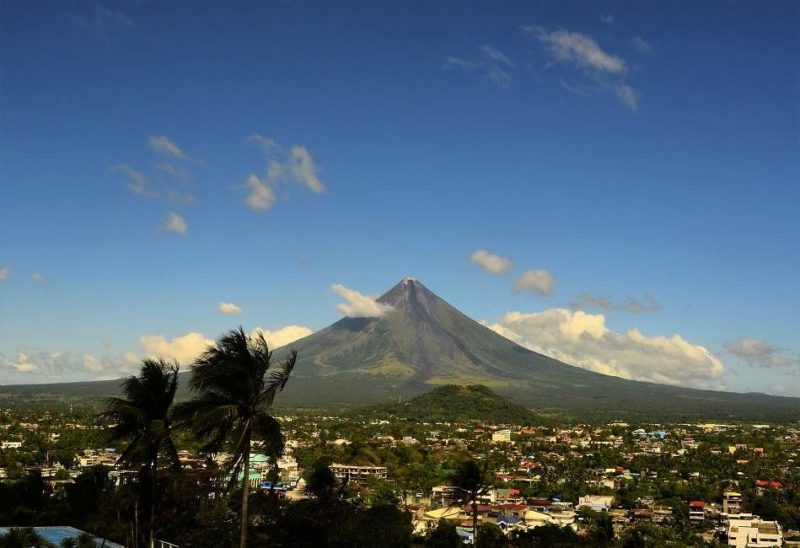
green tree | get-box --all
[75,533,96,548]
[305,457,338,500]
[371,482,401,508]
[176,328,297,548]
[101,358,180,548]
[476,522,507,548]
[0,528,49,548]
[426,519,461,548]
[511,524,582,547]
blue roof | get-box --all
[496,515,521,525]
[0,527,124,547]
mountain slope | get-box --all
[272,278,799,419]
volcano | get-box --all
[3,278,799,419]
[273,278,800,419]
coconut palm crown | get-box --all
[102,358,181,471]
[175,327,296,548]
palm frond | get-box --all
[100,357,180,468]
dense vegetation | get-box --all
[379,384,540,424]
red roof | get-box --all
[689,501,706,508]
[495,503,527,512]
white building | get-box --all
[492,430,511,443]
[727,517,782,547]
[578,495,614,512]
[329,463,387,485]
[0,441,22,450]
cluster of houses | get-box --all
[405,488,788,546]
[1,410,798,546]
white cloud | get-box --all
[248,134,280,153]
[470,250,513,275]
[155,162,191,182]
[725,338,795,369]
[572,292,660,314]
[289,146,326,193]
[632,36,652,55]
[68,5,133,36]
[1,350,128,381]
[148,135,186,159]
[139,332,213,363]
[250,325,313,349]
[614,84,638,111]
[484,308,725,389]
[109,164,154,197]
[218,301,243,315]
[244,174,276,210]
[0,266,8,281]
[444,45,515,88]
[158,212,188,235]
[331,284,394,318]
[524,26,626,74]
[243,134,327,211]
[31,272,45,282]
[522,25,639,111]
[82,353,104,373]
[110,162,195,206]
[9,352,38,372]
[513,270,555,296]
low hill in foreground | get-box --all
[377,384,538,424]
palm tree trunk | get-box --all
[149,460,156,548]
[472,495,478,544]
[133,497,139,548]
[240,435,251,548]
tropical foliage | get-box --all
[175,327,296,548]
[101,358,180,547]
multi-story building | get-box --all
[492,430,511,443]
[689,500,706,521]
[723,491,743,515]
[431,485,461,507]
[330,463,387,485]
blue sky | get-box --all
[1,0,798,394]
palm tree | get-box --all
[75,533,97,548]
[176,327,296,548]
[452,459,490,543]
[0,528,49,548]
[102,358,181,548]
